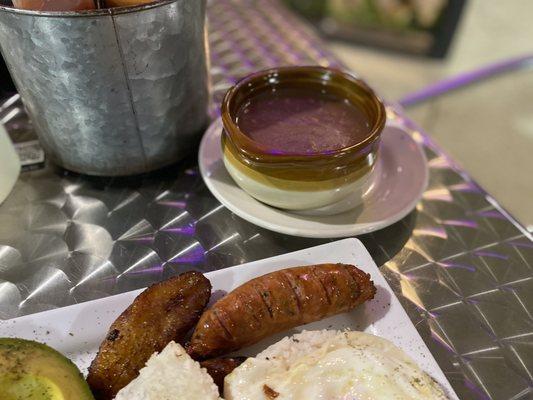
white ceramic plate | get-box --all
[199,118,428,238]
[0,239,457,399]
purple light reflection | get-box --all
[162,225,196,236]
[122,264,164,276]
[438,262,476,272]
[266,149,286,155]
[168,245,206,265]
[157,200,187,209]
[474,251,509,260]
[508,241,533,249]
[442,219,478,229]
[475,210,506,219]
[430,328,456,354]
[463,377,492,400]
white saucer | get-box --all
[199,118,428,238]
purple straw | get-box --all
[399,54,533,107]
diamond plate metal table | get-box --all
[0,1,531,399]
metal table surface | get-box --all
[0,1,531,399]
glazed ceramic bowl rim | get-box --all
[221,65,387,164]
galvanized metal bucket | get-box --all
[0,0,209,176]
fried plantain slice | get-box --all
[87,272,212,400]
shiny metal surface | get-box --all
[0,0,208,175]
[0,1,532,399]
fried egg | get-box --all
[224,330,447,400]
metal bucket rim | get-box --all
[0,0,177,18]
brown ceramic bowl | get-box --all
[221,66,386,211]
[12,0,95,11]
[105,0,155,6]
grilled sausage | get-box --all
[200,357,246,394]
[187,264,375,359]
[87,272,212,400]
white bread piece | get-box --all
[114,341,221,400]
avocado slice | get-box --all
[0,338,95,400]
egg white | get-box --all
[224,330,447,400]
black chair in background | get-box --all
[0,56,15,94]
[0,1,15,94]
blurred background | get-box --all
[284,0,533,231]
[0,0,531,230]
[286,0,465,58]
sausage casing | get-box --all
[87,271,212,400]
[187,264,375,359]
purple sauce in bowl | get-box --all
[236,87,371,154]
